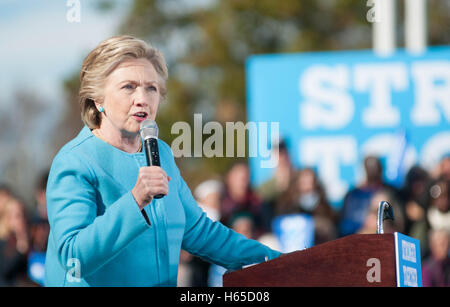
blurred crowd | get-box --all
[0,172,48,287]
[178,142,450,287]
[0,142,449,287]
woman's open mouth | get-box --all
[132,111,148,122]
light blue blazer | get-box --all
[44,126,281,286]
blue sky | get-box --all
[0,0,131,202]
[0,0,129,110]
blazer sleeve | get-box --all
[46,151,151,278]
[171,162,281,270]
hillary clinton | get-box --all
[44,35,281,286]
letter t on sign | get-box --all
[366,258,381,283]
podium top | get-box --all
[223,234,398,287]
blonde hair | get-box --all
[79,35,169,129]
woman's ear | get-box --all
[94,101,103,113]
[94,96,106,113]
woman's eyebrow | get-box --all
[118,80,158,85]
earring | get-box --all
[99,106,104,113]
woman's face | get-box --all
[227,164,249,197]
[298,170,315,194]
[100,58,162,136]
[6,200,27,234]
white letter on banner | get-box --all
[354,63,408,127]
[299,65,353,129]
[411,61,450,126]
[300,137,357,202]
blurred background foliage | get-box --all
[58,0,450,190]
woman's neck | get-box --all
[93,126,141,153]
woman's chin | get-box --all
[122,117,156,136]
[130,119,145,130]
[120,126,140,138]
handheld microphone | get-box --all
[140,119,164,199]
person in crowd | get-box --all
[208,211,256,287]
[399,166,431,236]
[220,162,263,234]
[27,170,50,286]
[339,155,399,237]
[257,232,281,253]
[422,229,450,287]
[194,179,223,222]
[426,179,450,234]
[406,177,450,257]
[257,139,296,232]
[44,35,281,286]
[276,168,337,244]
[0,184,12,210]
[357,189,404,234]
[177,179,224,286]
[28,217,49,286]
[432,155,450,181]
[33,170,49,221]
[0,184,13,224]
[177,249,195,287]
[0,196,32,286]
[228,211,255,240]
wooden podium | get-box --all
[223,233,422,287]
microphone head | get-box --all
[140,119,159,140]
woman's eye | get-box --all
[147,85,157,92]
[122,84,135,90]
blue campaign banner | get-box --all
[272,214,314,253]
[246,46,450,208]
[394,232,422,287]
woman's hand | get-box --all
[131,166,170,210]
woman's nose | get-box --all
[134,87,149,106]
